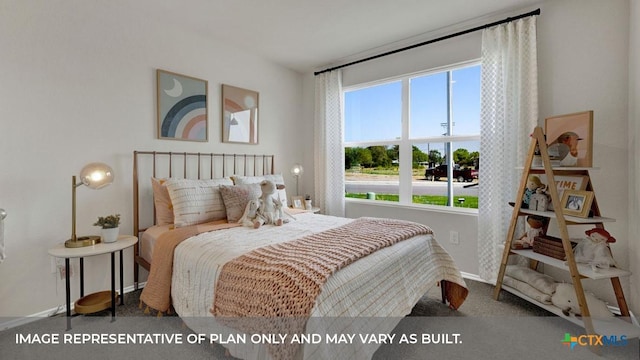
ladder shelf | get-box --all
[493,126,636,339]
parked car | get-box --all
[424,164,478,182]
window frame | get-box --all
[343,59,481,212]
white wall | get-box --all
[0,1,304,317]
[537,0,632,310]
[310,0,638,313]
[628,0,640,317]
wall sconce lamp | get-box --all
[290,164,304,196]
[65,162,114,248]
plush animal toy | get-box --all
[238,199,261,228]
[257,180,284,227]
[573,228,618,270]
[239,180,286,229]
[551,283,613,319]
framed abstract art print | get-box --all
[157,69,208,142]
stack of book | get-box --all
[533,235,576,260]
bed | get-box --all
[132,151,468,360]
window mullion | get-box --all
[399,78,412,204]
[446,70,454,206]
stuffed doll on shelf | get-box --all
[521,175,548,209]
[572,228,618,271]
[514,215,546,249]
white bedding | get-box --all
[165,212,466,360]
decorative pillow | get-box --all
[232,174,288,207]
[505,265,558,295]
[219,184,262,223]
[165,178,233,227]
[151,177,174,225]
[503,276,553,304]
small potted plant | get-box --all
[93,214,120,243]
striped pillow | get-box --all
[165,178,233,227]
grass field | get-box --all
[345,167,479,208]
[346,193,479,208]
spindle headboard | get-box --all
[132,151,275,286]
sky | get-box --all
[344,64,481,155]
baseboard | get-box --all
[0,283,145,331]
[460,271,487,283]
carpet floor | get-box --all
[1,279,637,360]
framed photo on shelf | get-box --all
[560,190,594,218]
[291,196,305,210]
[544,110,593,167]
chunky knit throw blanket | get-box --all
[211,217,435,360]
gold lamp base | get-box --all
[65,235,101,248]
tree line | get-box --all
[345,145,479,169]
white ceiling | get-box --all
[153,0,542,73]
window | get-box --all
[344,62,481,209]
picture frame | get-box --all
[157,69,208,142]
[544,110,593,167]
[560,190,594,218]
[222,84,259,144]
[291,196,305,210]
[537,174,589,203]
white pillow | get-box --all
[505,265,558,295]
[165,178,233,227]
[232,174,288,208]
[503,276,553,304]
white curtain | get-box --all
[314,70,345,217]
[478,17,538,281]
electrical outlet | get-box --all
[57,263,73,280]
[56,258,73,280]
[449,231,459,245]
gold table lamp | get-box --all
[290,163,304,196]
[65,162,114,248]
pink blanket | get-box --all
[140,220,240,312]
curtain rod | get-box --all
[314,8,540,76]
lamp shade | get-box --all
[290,164,304,177]
[79,162,114,189]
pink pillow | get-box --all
[151,177,174,225]
[219,184,262,223]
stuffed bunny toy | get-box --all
[238,199,261,228]
[239,180,285,229]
